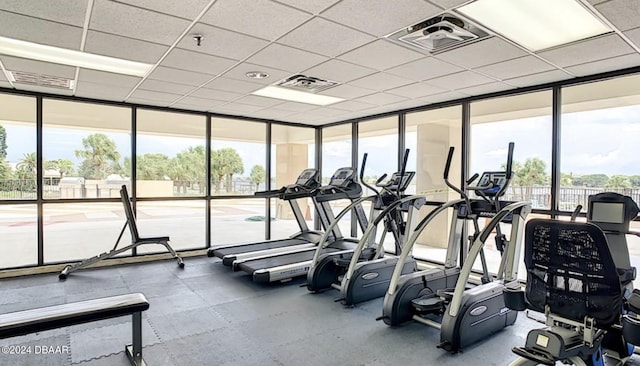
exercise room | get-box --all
[1,0,640,365]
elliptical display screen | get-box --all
[476,171,507,196]
[591,202,625,224]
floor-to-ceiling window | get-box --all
[211,117,267,245]
[321,124,354,237]
[0,93,37,268]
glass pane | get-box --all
[43,100,131,199]
[44,202,132,263]
[406,106,462,264]
[136,200,206,252]
[561,74,640,211]
[470,91,552,273]
[322,124,352,184]
[0,204,37,268]
[0,93,36,200]
[212,118,266,196]
[212,198,266,245]
[270,124,315,237]
[136,109,206,198]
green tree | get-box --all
[134,153,170,180]
[75,133,121,179]
[45,159,75,179]
[605,175,631,188]
[573,174,609,187]
[212,148,244,193]
[249,165,265,190]
[15,152,36,180]
[0,159,11,180]
[629,175,640,187]
[560,172,573,186]
[172,146,207,194]
[505,158,547,201]
[0,125,7,159]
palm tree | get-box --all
[46,159,75,179]
[75,133,121,179]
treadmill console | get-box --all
[474,171,507,197]
[328,167,356,188]
[295,169,320,188]
[316,167,362,202]
[378,171,415,192]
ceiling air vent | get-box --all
[276,74,339,93]
[7,71,75,89]
[387,13,489,54]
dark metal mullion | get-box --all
[460,102,471,267]
[265,122,271,241]
[131,106,137,256]
[36,96,43,266]
[551,86,562,218]
[315,127,322,231]
[351,122,358,237]
[398,113,406,171]
[205,114,211,248]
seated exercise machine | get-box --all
[504,216,640,365]
[208,169,326,265]
[0,293,150,366]
[381,143,533,352]
[306,149,426,305]
[59,185,183,280]
[230,164,370,283]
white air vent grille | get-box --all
[7,71,75,89]
[276,74,340,93]
[387,13,489,54]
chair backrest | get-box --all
[120,185,140,242]
[524,219,623,327]
[588,192,639,270]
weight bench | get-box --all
[59,185,184,280]
[0,293,150,366]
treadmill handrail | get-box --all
[387,199,466,296]
[447,201,531,318]
[311,195,377,264]
[343,195,428,285]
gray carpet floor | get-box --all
[0,256,610,365]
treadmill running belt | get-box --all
[211,238,309,259]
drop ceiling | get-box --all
[0,0,639,126]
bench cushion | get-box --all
[0,293,149,339]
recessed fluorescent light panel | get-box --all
[0,36,153,77]
[457,0,611,51]
[252,86,344,106]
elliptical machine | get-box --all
[306,150,425,305]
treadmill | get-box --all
[232,167,369,283]
[207,169,328,265]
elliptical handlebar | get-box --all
[398,149,410,196]
[359,152,380,197]
[443,147,469,202]
[506,142,514,180]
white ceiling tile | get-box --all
[89,0,191,45]
[77,69,142,89]
[74,81,133,101]
[0,56,76,78]
[275,0,340,14]
[587,0,608,4]
[171,103,210,112]
[176,23,269,61]
[138,79,196,94]
[13,84,74,96]
[201,0,310,40]
[504,70,573,88]
[427,0,470,9]
[161,49,237,75]
[278,18,375,58]
[0,10,82,49]
[0,81,11,88]
[354,92,408,106]
[537,34,634,68]
[305,107,347,117]
[204,77,263,94]
[126,97,170,107]
[624,27,640,49]
[425,71,496,90]
[147,66,214,87]
[247,44,328,73]
[338,40,424,71]
[129,89,182,102]
[250,108,295,119]
[385,98,430,110]
[0,71,7,82]
[190,87,243,101]
[321,0,441,36]
[222,63,292,85]
[115,0,213,20]
[349,73,414,91]
[565,53,640,77]
[233,95,286,108]
[385,82,447,98]
[457,82,514,96]
[175,95,224,107]
[0,0,87,26]
[84,31,169,64]
[331,100,376,111]
[273,101,320,112]
[303,59,376,83]
[473,56,556,80]
[419,91,467,104]
[385,57,463,81]
[595,0,640,31]
[436,37,527,69]
[318,84,375,99]
[214,103,265,113]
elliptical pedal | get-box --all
[411,294,445,315]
